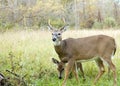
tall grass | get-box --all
[0,29,120,86]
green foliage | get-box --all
[49,19,65,28]
[104,17,116,28]
[93,17,117,29]
[0,22,14,31]
[93,21,104,29]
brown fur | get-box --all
[48,22,116,86]
[54,35,117,86]
[55,35,116,62]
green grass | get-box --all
[0,29,120,86]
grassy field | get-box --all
[0,29,120,86]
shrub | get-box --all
[80,18,94,29]
[103,17,116,28]
[47,19,65,29]
[0,22,14,31]
[93,21,104,29]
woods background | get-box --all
[0,0,120,31]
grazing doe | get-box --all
[48,22,117,86]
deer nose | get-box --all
[59,76,62,79]
[52,38,56,41]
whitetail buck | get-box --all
[48,21,117,86]
[48,20,85,80]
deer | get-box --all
[48,20,85,80]
[48,21,117,86]
[52,58,85,80]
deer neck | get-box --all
[54,40,66,57]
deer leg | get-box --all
[72,62,79,82]
[94,58,105,85]
[104,58,117,86]
[108,66,111,79]
[77,62,85,81]
[62,58,75,86]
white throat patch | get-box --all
[53,41,61,46]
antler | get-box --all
[62,17,69,27]
[48,19,54,31]
[60,18,69,32]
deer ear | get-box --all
[52,58,59,64]
[60,24,69,33]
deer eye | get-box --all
[52,33,54,35]
[58,33,61,35]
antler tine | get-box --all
[48,19,54,30]
[48,19,52,28]
[60,18,69,32]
